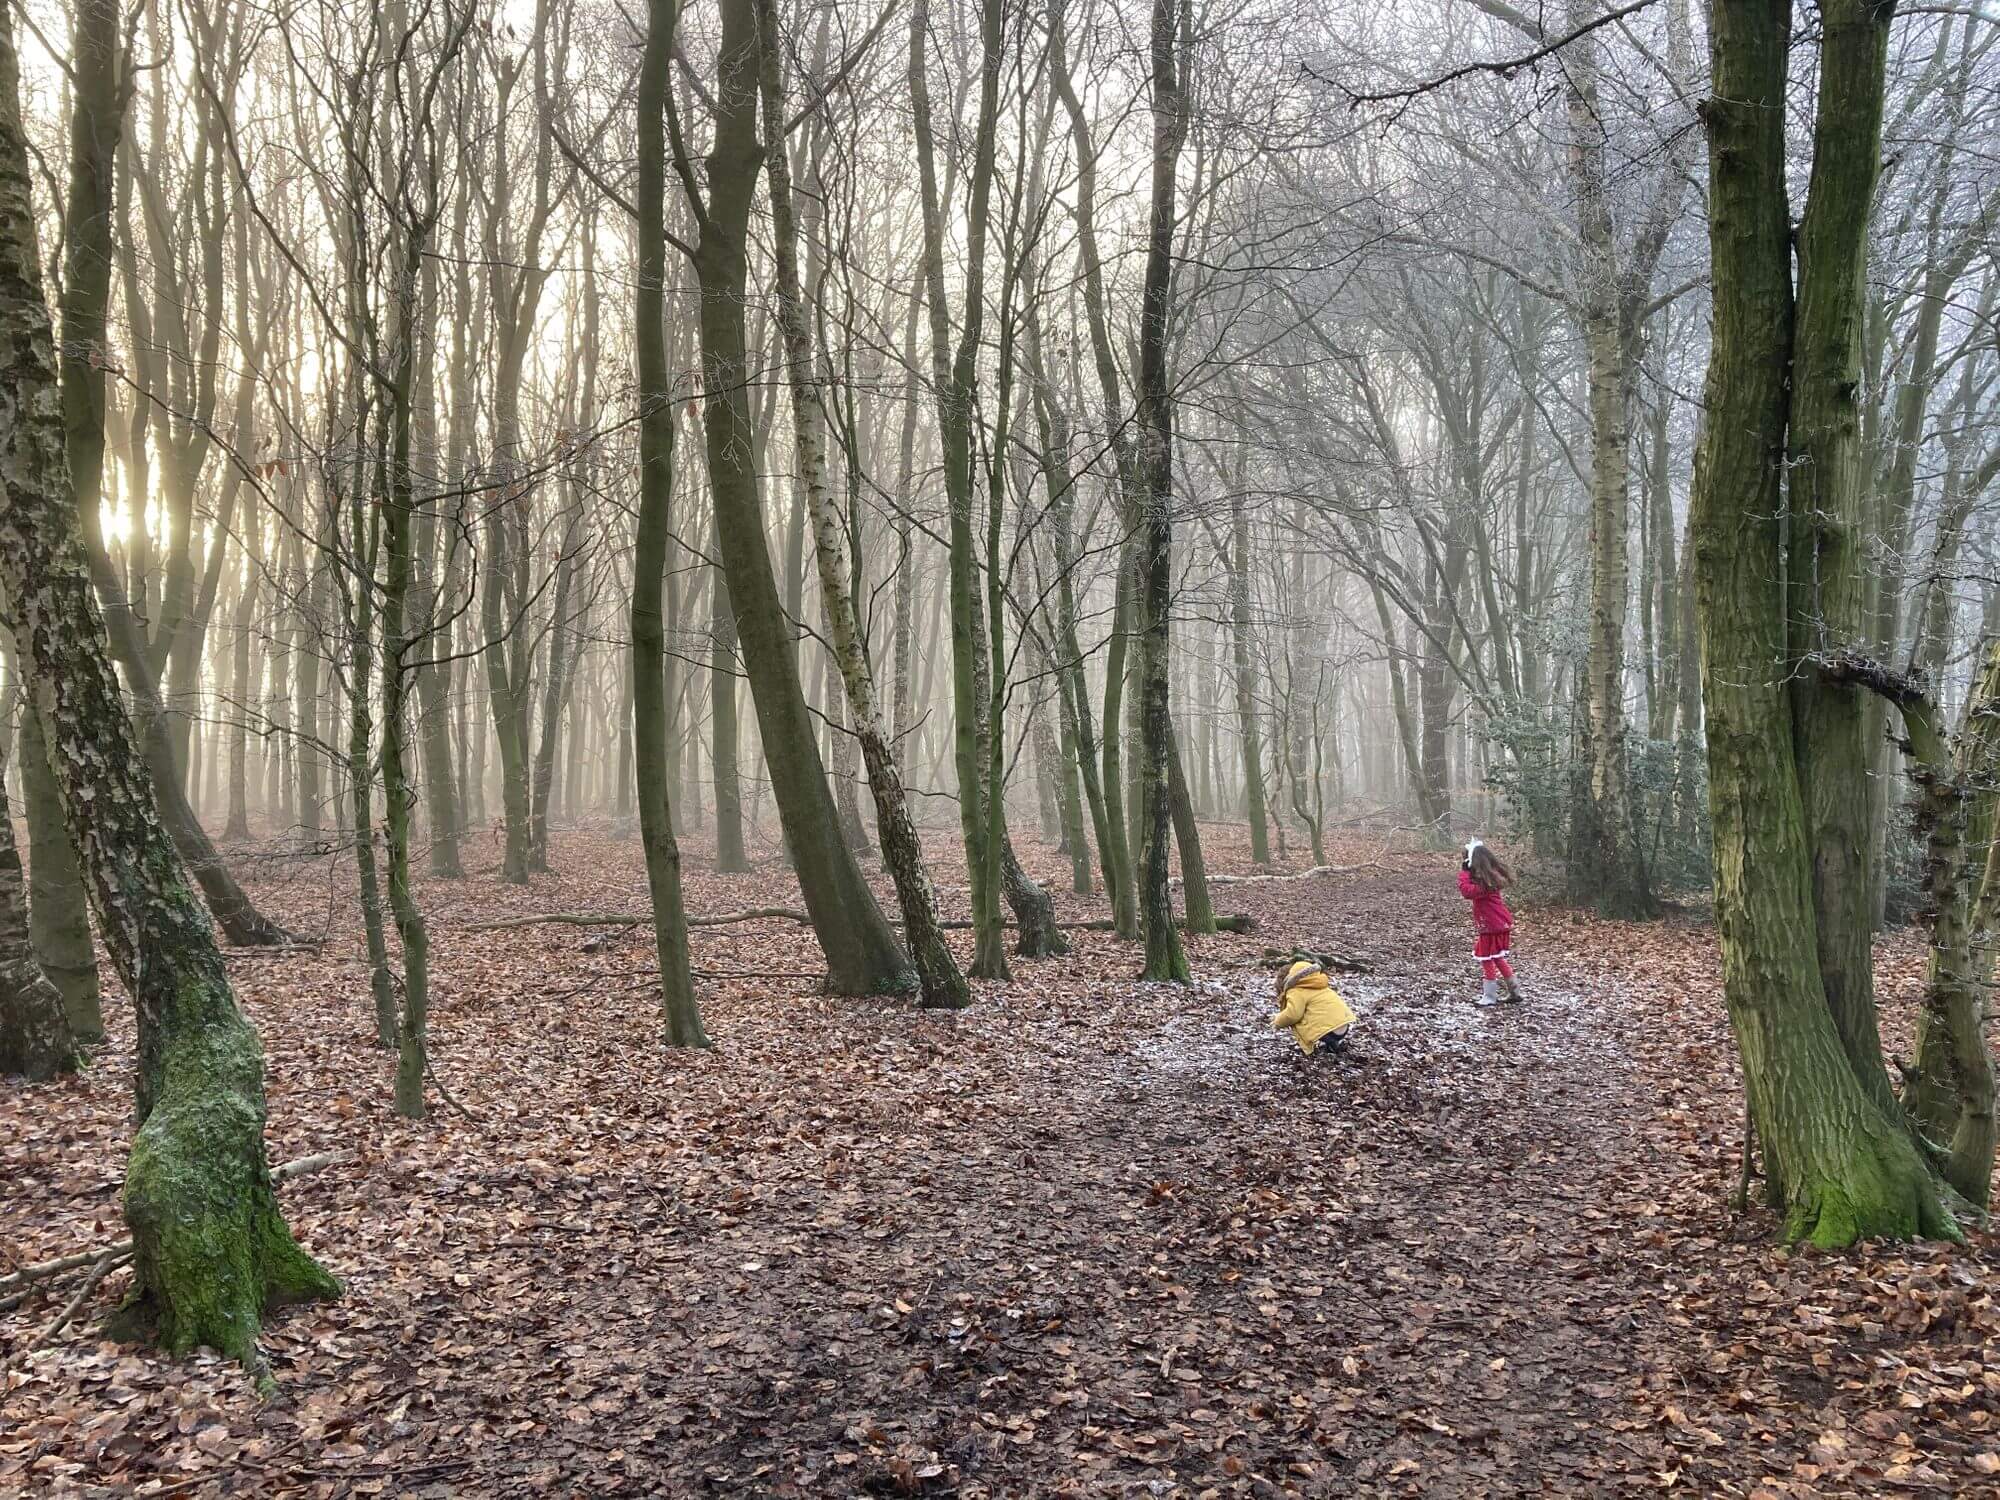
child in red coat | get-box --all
[1459,838,1523,1006]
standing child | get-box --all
[1459,838,1523,1006]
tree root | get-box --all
[2,1151,351,1329]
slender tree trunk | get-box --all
[224,553,254,841]
[0,743,75,1080]
[909,0,1008,977]
[755,0,963,1008]
[631,0,707,1046]
[1167,724,1213,934]
[54,0,283,947]
[1132,0,1190,981]
[382,253,435,1114]
[1229,489,1272,864]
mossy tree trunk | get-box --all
[1133,0,1190,983]
[1784,0,1901,1114]
[1691,0,1954,1248]
[0,12,338,1358]
[1899,640,2000,1208]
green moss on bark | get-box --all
[121,991,338,1362]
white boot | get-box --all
[1478,979,1500,1007]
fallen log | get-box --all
[1181,862,1377,887]
[936,913,1258,935]
[1260,945,1373,974]
[0,1150,354,1308]
[465,909,1256,937]
[462,907,809,933]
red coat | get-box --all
[1458,868,1513,936]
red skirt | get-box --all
[1474,930,1512,963]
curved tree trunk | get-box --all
[0,18,337,1358]
[679,0,912,996]
[755,0,962,1008]
[52,0,285,948]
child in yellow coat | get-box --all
[1270,960,1354,1058]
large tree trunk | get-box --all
[1784,0,1900,1111]
[1692,0,1951,1248]
[681,0,912,997]
[0,16,337,1358]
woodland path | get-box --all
[4,833,1998,1497]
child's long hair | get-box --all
[1468,843,1513,892]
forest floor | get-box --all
[4,824,1999,1498]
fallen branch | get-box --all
[0,1150,353,1305]
[465,908,1255,937]
[1179,862,1378,887]
[1260,946,1374,974]
[461,907,809,933]
[936,913,1259,935]
[425,1054,479,1121]
[34,1250,121,1348]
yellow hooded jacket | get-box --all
[1271,961,1354,1054]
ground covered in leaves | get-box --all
[4,824,1999,1497]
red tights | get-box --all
[1480,957,1515,982]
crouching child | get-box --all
[1271,959,1354,1059]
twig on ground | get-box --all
[425,1054,479,1120]
[34,1250,121,1348]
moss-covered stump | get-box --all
[119,1008,339,1363]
